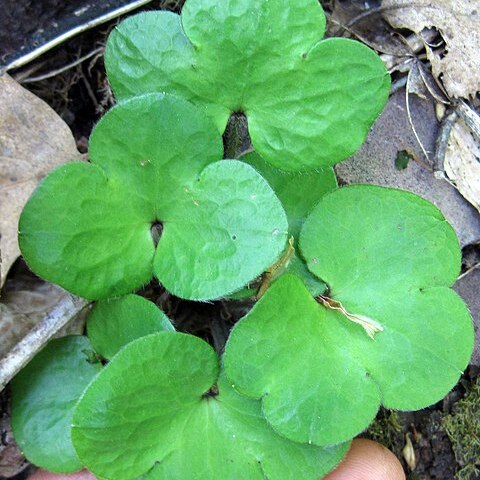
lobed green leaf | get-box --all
[224,186,474,446]
[11,336,102,472]
[87,294,174,359]
[72,332,348,480]
[19,94,288,300]
[242,151,337,295]
[105,0,390,171]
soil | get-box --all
[0,0,184,68]
[1,1,479,479]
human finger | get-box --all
[28,438,405,480]
[27,470,95,480]
[325,438,406,480]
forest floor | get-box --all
[0,0,479,479]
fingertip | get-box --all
[325,438,406,480]
[27,439,405,480]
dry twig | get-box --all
[0,295,88,390]
[18,47,104,84]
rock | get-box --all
[336,89,480,247]
[454,268,480,367]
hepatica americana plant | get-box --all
[12,0,474,478]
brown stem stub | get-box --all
[256,237,295,300]
[202,384,219,399]
[150,221,163,247]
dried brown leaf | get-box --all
[0,273,67,359]
[444,119,480,213]
[0,74,79,287]
[382,0,480,99]
[402,433,417,470]
[328,1,410,56]
[0,267,89,390]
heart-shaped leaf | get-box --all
[224,185,474,446]
[105,0,390,171]
[72,332,348,480]
[19,94,288,300]
[11,295,175,473]
[87,294,174,359]
[11,336,102,472]
[242,151,337,295]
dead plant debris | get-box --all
[382,0,480,99]
[0,74,81,288]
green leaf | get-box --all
[11,336,102,472]
[242,151,336,295]
[105,0,390,171]
[87,294,174,359]
[19,94,288,300]
[224,186,474,446]
[72,333,348,480]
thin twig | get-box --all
[457,100,480,143]
[3,0,155,73]
[457,263,480,282]
[12,60,48,82]
[18,47,104,84]
[80,70,103,114]
[405,67,433,170]
[0,295,88,390]
[87,46,105,76]
[390,76,408,95]
[433,109,458,177]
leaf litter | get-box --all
[0,74,81,288]
[0,1,479,478]
[0,74,85,393]
[382,0,480,99]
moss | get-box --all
[443,379,480,480]
[366,408,404,451]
